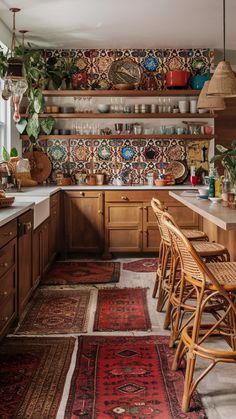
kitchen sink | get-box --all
[7,194,50,229]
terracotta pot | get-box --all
[165,70,190,88]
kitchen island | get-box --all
[170,190,236,260]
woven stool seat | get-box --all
[182,229,208,241]
[207,262,236,290]
[192,241,229,259]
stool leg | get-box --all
[163,254,179,329]
[152,241,164,298]
[157,245,171,312]
[182,351,196,413]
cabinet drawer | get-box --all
[50,192,60,208]
[0,220,17,248]
[0,266,16,304]
[0,238,16,278]
[106,191,156,202]
[0,293,16,336]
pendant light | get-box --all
[197,80,226,110]
[207,0,236,97]
[6,8,24,81]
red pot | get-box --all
[165,70,190,88]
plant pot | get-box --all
[165,70,190,88]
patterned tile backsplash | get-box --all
[23,138,209,184]
[23,48,213,184]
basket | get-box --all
[0,196,15,208]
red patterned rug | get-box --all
[123,258,158,272]
[94,288,151,331]
[15,288,92,334]
[65,336,206,419]
[0,337,75,419]
[42,261,120,285]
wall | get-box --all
[23,48,214,184]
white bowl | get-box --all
[198,186,209,196]
[208,197,222,204]
[97,104,110,113]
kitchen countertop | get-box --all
[169,191,236,231]
[0,184,195,228]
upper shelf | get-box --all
[42,89,201,97]
[34,112,214,119]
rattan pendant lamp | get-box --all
[207,0,236,97]
[197,80,226,110]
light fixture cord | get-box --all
[223,0,226,60]
[11,10,16,53]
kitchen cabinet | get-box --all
[49,192,61,263]
[32,218,50,287]
[105,191,200,254]
[0,219,17,339]
[64,191,104,253]
[18,210,33,316]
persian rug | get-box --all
[42,261,120,285]
[65,335,206,419]
[15,288,92,334]
[0,337,75,419]
[123,258,158,272]
[94,288,151,331]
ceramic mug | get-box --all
[96,173,104,185]
[178,100,189,113]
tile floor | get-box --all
[10,257,236,419]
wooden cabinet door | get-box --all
[105,202,143,252]
[32,226,41,288]
[142,203,161,252]
[64,191,104,253]
[41,219,50,275]
[17,210,33,316]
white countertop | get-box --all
[169,191,236,231]
[0,184,195,228]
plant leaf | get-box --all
[231,139,236,149]
[10,147,18,157]
[216,144,229,153]
[26,113,40,139]
[15,118,28,134]
[210,154,222,163]
[2,146,10,161]
[40,116,55,135]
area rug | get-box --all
[15,288,92,334]
[0,336,75,419]
[94,288,151,331]
[42,261,120,285]
[65,335,206,419]
[123,258,158,272]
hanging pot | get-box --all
[165,70,190,88]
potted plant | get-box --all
[190,59,211,90]
[59,56,78,89]
[0,46,8,79]
[210,140,236,190]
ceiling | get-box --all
[0,0,236,51]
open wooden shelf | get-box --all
[42,89,201,97]
[21,112,214,119]
[20,134,214,141]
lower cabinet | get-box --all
[105,191,200,253]
[32,218,50,287]
[0,220,17,338]
[18,210,33,316]
[49,192,61,263]
[64,191,104,253]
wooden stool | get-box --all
[163,217,236,413]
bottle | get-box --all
[208,177,215,198]
[214,171,222,198]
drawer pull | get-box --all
[121,196,128,200]
[143,206,148,210]
[0,291,8,297]
[0,316,9,322]
[79,192,85,196]
[0,262,8,268]
[98,210,103,214]
[3,231,13,237]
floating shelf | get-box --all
[20,134,214,141]
[20,112,214,119]
[42,89,201,97]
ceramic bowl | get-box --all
[198,186,209,196]
[97,104,110,113]
[208,197,222,204]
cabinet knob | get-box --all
[98,210,103,214]
[4,231,13,237]
[24,222,32,232]
[0,262,8,268]
[79,192,85,196]
[121,196,128,200]
[0,316,9,322]
[143,206,148,210]
[0,291,8,297]
[138,229,142,233]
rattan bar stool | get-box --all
[151,199,229,314]
[151,198,209,301]
[162,211,230,346]
[163,217,236,413]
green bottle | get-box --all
[208,177,215,197]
